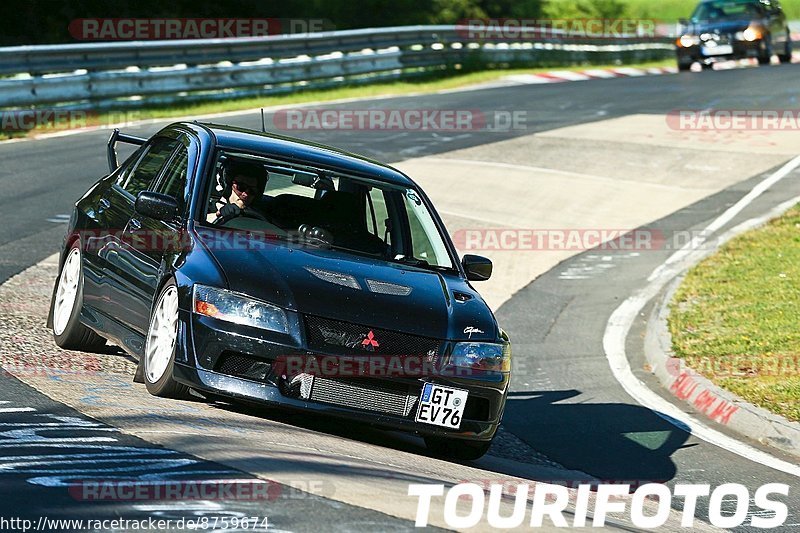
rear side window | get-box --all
[119,138,179,197]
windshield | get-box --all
[691,0,766,21]
[200,150,456,270]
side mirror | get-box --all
[135,191,178,221]
[462,254,492,282]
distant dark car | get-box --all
[48,121,510,460]
[676,0,792,70]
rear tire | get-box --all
[425,436,492,461]
[678,62,692,72]
[143,280,190,399]
[52,244,106,351]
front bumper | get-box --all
[172,311,509,442]
[676,40,765,65]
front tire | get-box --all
[143,280,189,399]
[425,436,492,461]
[778,34,792,64]
[52,244,106,351]
[758,37,773,65]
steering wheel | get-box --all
[212,206,270,226]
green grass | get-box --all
[621,0,800,20]
[668,205,800,422]
[3,60,673,139]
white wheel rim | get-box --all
[53,248,81,336]
[145,286,179,383]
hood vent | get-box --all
[366,279,412,296]
[304,267,361,289]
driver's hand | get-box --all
[217,203,242,219]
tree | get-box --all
[427,0,487,24]
[542,0,630,19]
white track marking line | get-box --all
[604,154,800,479]
[611,67,647,76]
[46,214,71,224]
[0,408,36,413]
[502,74,554,84]
[541,70,593,81]
[650,154,800,281]
[419,157,698,192]
[580,69,619,78]
[435,209,514,227]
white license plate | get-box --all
[702,45,733,56]
[415,383,468,429]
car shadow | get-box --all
[204,397,435,455]
[199,387,689,488]
[501,389,692,485]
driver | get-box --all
[208,159,268,223]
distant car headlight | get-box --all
[193,285,288,333]
[677,34,700,47]
[736,26,763,42]
[450,342,511,372]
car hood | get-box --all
[197,231,498,341]
[687,19,757,34]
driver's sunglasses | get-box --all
[232,181,259,195]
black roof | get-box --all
[196,122,416,188]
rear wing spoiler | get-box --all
[107,128,146,172]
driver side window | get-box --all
[155,146,189,200]
[119,138,179,198]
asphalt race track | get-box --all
[2,63,800,530]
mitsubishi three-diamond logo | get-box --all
[361,330,380,351]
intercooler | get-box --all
[294,374,419,417]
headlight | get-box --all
[677,34,700,47]
[193,285,288,333]
[450,342,511,372]
[740,26,763,42]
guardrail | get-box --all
[0,25,674,110]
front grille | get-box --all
[304,315,441,358]
[216,352,272,381]
[308,377,419,417]
[701,34,731,45]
